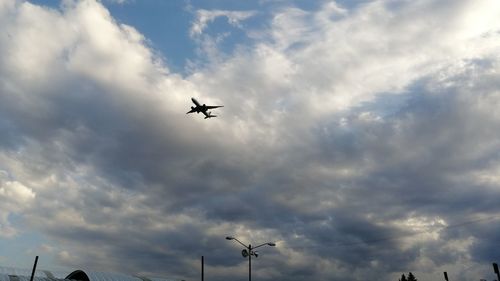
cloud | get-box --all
[1,0,500,280]
[103,0,132,4]
[190,9,257,37]
[0,171,35,237]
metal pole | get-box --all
[29,256,39,281]
[493,262,500,281]
[248,244,251,281]
[201,256,204,281]
[443,271,449,281]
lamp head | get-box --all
[226,236,234,240]
[241,249,249,258]
[268,242,276,247]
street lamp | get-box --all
[226,236,275,281]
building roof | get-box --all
[0,267,178,281]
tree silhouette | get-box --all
[399,274,407,281]
[407,272,417,281]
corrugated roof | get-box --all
[0,267,70,279]
[0,267,178,281]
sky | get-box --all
[0,0,500,280]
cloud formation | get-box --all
[190,9,257,37]
[1,0,500,280]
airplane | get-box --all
[186,97,223,119]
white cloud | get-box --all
[190,9,257,37]
[0,181,35,203]
[103,0,131,4]
[0,169,35,237]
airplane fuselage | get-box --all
[187,98,223,119]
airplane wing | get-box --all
[205,105,224,109]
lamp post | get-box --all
[226,236,276,281]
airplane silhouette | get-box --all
[186,98,223,119]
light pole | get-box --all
[226,236,276,281]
